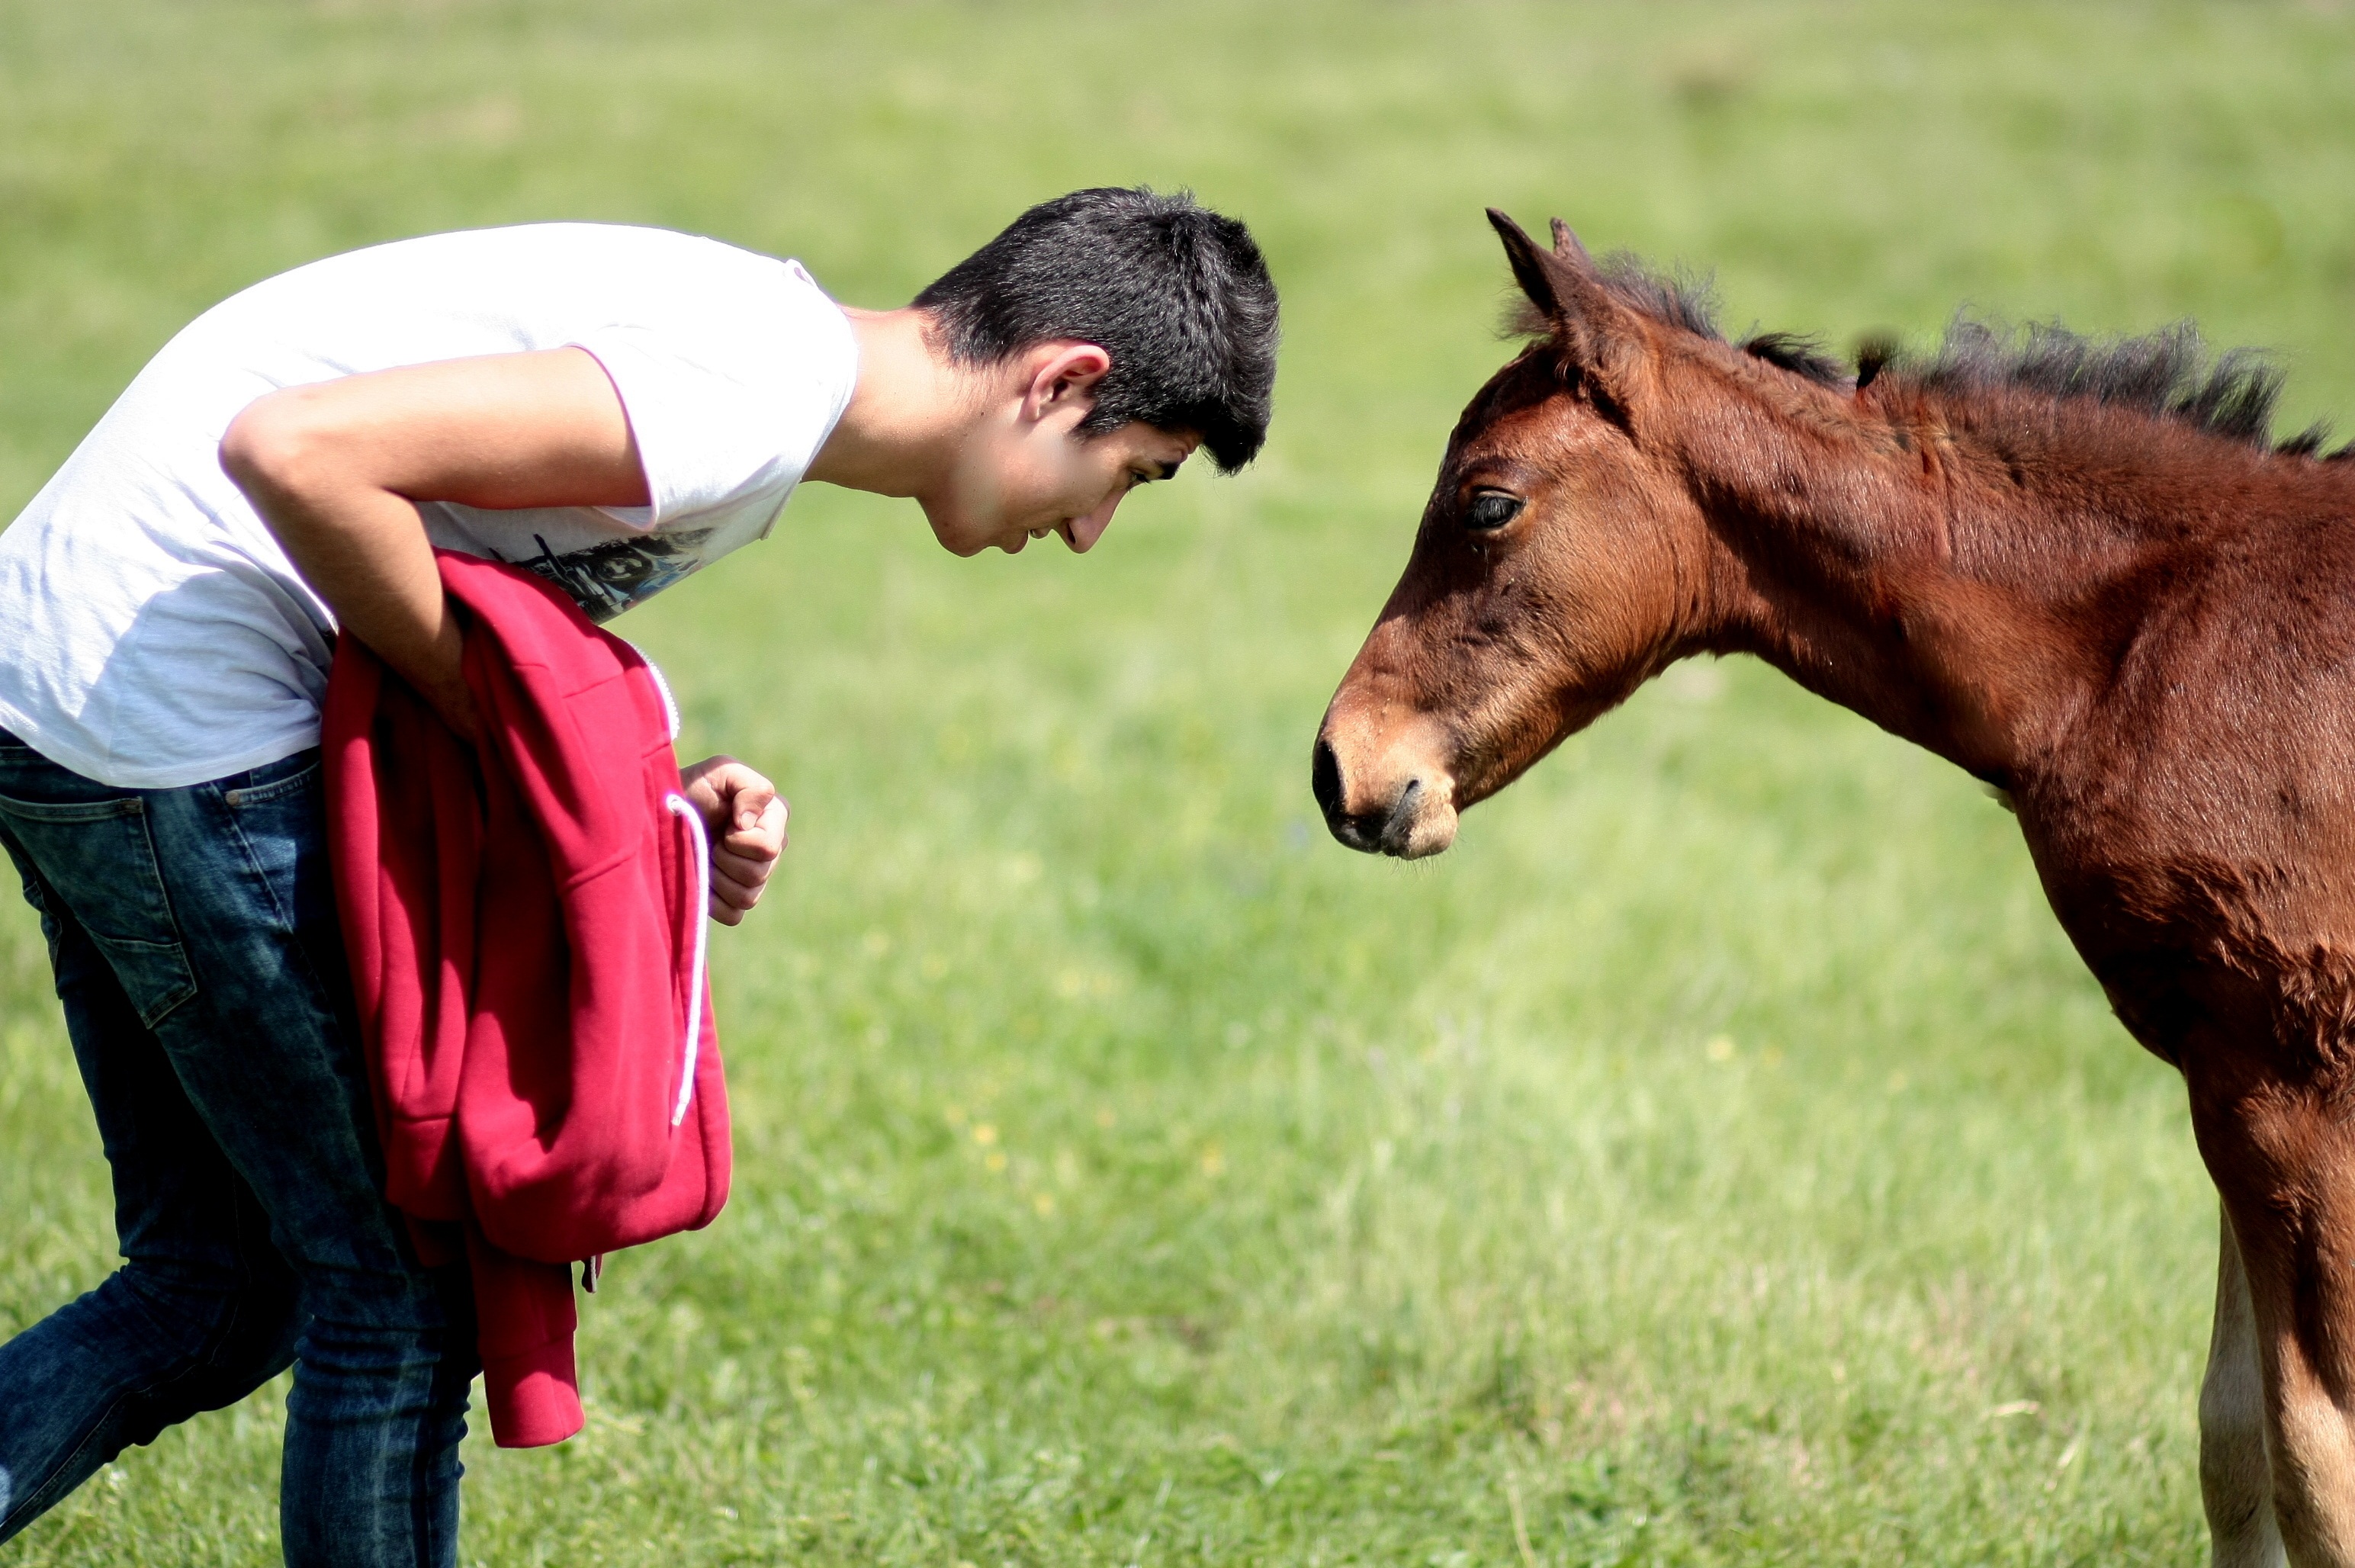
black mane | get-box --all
[1898,316,2335,458]
[1511,250,2344,459]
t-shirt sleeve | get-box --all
[568,261,856,530]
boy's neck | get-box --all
[805,306,974,501]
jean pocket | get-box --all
[0,791,198,1029]
[218,751,332,939]
[223,753,322,808]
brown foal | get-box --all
[1316,210,2355,1566]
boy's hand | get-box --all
[678,756,789,925]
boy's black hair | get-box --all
[914,187,1279,472]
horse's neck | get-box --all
[1692,416,2137,786]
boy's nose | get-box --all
[1069,493,1123,553]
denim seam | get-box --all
[136,806,199,1032]
[0,792,143,824]
[129,804,198,1035]
[213,784,361,1089]
[32,798,200,1030]
[222,759,322,809]
[0,1354,230,1541]
[1,1396,129,1537]
[210,782,299,937]
[208,781,392,1281]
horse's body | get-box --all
[1314,211,2355,1567]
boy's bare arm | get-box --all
[223,349,792,919]
[219,347,649,737]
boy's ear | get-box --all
[1021,342,1113,423]
[1486,207,1647,410]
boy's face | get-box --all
[924,343,1200,557]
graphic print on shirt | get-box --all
[517,529,715,623]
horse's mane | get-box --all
[1891,320,2344,458]
[1507,251,2349,461]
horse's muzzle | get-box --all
[1311,721,1460,860]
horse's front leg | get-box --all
[2204,1204,2287,1567]
[2191,1071,2355,1566]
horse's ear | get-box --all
[1487,208,1560,319]
[1488,208,1643,401]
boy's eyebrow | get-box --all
[1148,458,1181,480]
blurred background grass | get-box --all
[5,2,2355,1563]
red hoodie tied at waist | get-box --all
[324,551,731,1448]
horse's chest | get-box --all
[2019,786,2355,1068]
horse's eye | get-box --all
[1465,491,1524,531]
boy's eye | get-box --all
[1465,490,1524,530]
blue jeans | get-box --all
[0,734,477,1566]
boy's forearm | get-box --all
[222,403,478,734]
[217,350,650,737]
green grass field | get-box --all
[7,2,2355,1562]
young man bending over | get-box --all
[0,187,1277,1566]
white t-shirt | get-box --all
[0,223,858,789]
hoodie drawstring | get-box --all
[661,792,709,1126]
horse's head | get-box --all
[1314,210,1714,857]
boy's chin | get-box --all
[930,514,1041,558]
[920,506,997,558]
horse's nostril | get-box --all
[1382,778,1423,850]
[1311,737,1343,820]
